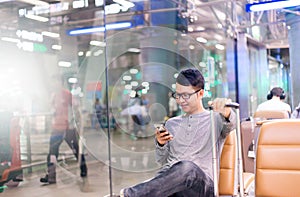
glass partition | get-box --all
[0,0,229,196]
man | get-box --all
[117,68,236,197]
[256,87,291,114]
[40,76,87,184]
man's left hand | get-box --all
[209,98,232,118]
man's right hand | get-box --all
[155,128,173,146]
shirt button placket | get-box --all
[186,116,192,139]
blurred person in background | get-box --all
[256,87,291,114]
[40,76,87,184]
[128,92,144,140]
[94,97,104,129]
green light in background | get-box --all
[33,43,47,52]
[204,90,212,98]
[136,72,141,80]
[123,89,129,95]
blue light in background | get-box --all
[246,0,300,12]
[67,22,132,35]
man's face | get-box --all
[175,83,203,114]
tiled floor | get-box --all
[2,126,159,196]
[2,160,156,197]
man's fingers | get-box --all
[209,98,232,111]
[225,99,232,105]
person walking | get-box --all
[40,76,87,184]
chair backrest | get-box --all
[255,120,300,196]
[219,130,237,196]
[253,110,289,119]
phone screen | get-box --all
[154,123,169,136]
[154,123,165,132]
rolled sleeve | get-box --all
[155,140,169,165]
[219,109,237,138]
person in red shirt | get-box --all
[40,76,87,184]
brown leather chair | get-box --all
[255,120,300,196]
[219,130,254,196]
[241,110,290,174]
[219,130,237,196]
[253,110,289,119]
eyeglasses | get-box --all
[172,89,202,100]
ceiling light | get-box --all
[86,51,92,56]
[19,0,49,6]
[42,31,59,38]
[58,61,71,67]
[25,14,49,22]
[129,68,138,74]
[95,0,104,6]
[196,37,207,43]
[113,0,135,9]
[123,75,132,81]
[90,40,106,46]
[0,0,13,3]
[188,27,194,32]
[73,0,87,8]
[141,82,149,87]
[215,44,225,50]
[1,37,20,43]
[52,45,62,50]
[125,84,132,90]
[246,0,300,12]
[129,90,136,97]
[68,22,132,35]
[94,49,104,56]
[199,62,206,67]
[131,81,138,86]
[189,45,195,50]
[68,77,78,84]
[214,34,223,41]
[78,51,84,56]
[141,89,147,94]
[127,48,140,53]
[196,26,205,31]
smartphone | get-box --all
[154,123,169,136]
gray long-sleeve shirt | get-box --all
[155,110,236,180]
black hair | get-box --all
[176,68,205,89]
[267,87,285,100]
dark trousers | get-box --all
[47,129,87,174]
[96,112,104,128]
[131,115,144,136]
[124,161,214,197]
